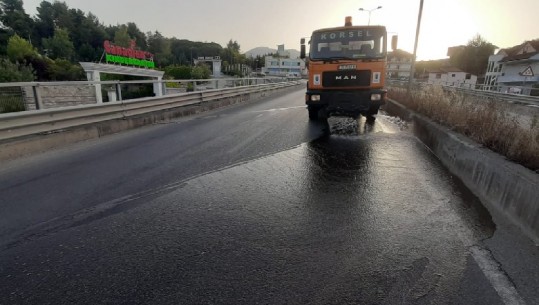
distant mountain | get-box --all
[245,47,301,59]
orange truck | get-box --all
[300,17,397,120]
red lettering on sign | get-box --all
[103,40,154,61]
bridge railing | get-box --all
[0,77,294,114]
[0,80,302,142]
[387,80,539,107]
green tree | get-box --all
[0,0,33,38]
[0,27,11,55]
[68,8,92,53]
[221,39,247,74]
[114,24,131,47]
[78,43,97,61]
[32,1,55,48]
[6,34,38,62]
[450,34,497,77]
[83,13,108,47]
[126,22,147,50]
[148,30,172,67]
[42,27,75,60]
[191,63,211,79]
[50,1,73,30]
[0,57,35,81]
[164,65,191,79]
[74,12,108,61]
[221,39,241,65]
[169,39,223,66]
[46,59,84,81]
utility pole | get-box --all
[408,0,424,93]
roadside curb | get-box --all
[0,84,302,162]
[384,99,539,244]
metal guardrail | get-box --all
[0,81,301,141]
[0,77,294,113]
[387,80,539,107]
[448,86,539,106]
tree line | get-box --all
[0,0,259,82]
[415,34,497,79]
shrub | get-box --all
[164,65,191,79]
[0,58,35,82]
[388,85,539,171]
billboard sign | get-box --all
[104,40,155,69]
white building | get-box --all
[428,67,477,88]
[262,45,306,77]
[485,40,539,95]
[484,53,506,91]
[387,49,413,79]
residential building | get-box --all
[483,52,506,91]
[427,67,477,88]
[262,45,306,77]
[387,49,413,79]
[484,40,539,95]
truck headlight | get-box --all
[311,95,321,101]
[371,94,382,101]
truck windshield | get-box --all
[310,28,386,60]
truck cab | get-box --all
[301,17,396,120]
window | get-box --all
[465,73,471,80]
[436,73,441,79]
[310,28,386,60]
[451,73,456,77]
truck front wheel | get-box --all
[365,105,380,121]
[308,105,319,120]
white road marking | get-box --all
[470,246,527,305]
[252,106,306,113]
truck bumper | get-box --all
[306,89,386,117]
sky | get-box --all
[22,0,539,60]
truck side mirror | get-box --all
[300,38,306,59]
[391,35,398,51]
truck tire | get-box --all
[365,105,380,122]
[308,105,319,120]
[367,105,380,116]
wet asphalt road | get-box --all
[0,87,538,304]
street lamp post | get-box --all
[359,6,382,25]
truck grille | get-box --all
[322,70,371,87]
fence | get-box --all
[0,86,25,113]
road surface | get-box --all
[0,87,538,304]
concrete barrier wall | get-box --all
[23,85,97,110]
[384,99,539,244]
[0,83,301,162]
